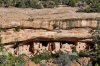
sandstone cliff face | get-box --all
[0,7,99,44]
[1,28,91,44]
[0,19,99,30]
[0,19,99,44]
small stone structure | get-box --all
[4,45,15,55]
[4,41,87,56]
[76,42,87,52]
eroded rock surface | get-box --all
[1,28,92,44]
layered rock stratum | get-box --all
[0,7,100,44]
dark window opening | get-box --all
[40,41,48,47]
[61,41,75,45]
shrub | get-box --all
[31,52,52,64]
[91,3,100,12]
[44,1,55,8]
[15,54,27,66]
[83,3,100,13]
[85,0,99,5]
[14,26,21,32]
[78,51,89,57]
[0,0,78,8]
[53,51,79,66]
[95,63,99,66]
[68,0,78,7]
[53,0,60,7]
[54,53,75,66]
[31,50,79,64]
[30,0,43,9]
[62,0,69,5]
[0,52,27,66]
[27,18,34,21]
[77,0,100,12]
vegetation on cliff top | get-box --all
[0,0,99,12]
[0,0,78,8]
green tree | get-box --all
[68,0,78,7]
[62,0,69,5]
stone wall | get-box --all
[4,41,87,56]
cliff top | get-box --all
[0,7,99,23]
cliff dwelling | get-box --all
[1,17,99,56]
[0,0,99,65]
[0,7,99,57]
[4,41,88,56]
